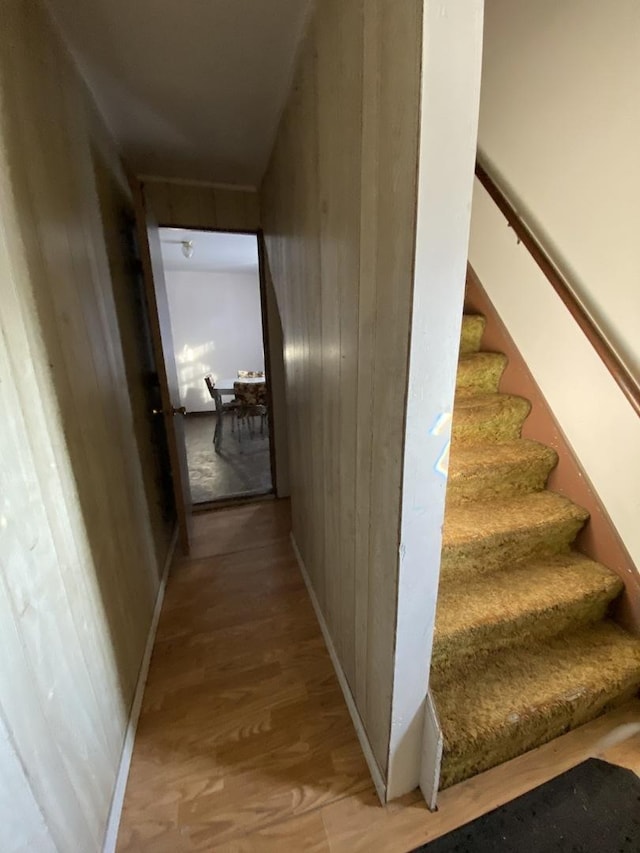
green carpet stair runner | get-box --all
[433,314,640,789]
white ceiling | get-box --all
[159,228,259,273]
[47,0,311,186]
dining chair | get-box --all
[204,374,238,450]
[233,380,267,440]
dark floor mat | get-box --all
[412,759,640,852]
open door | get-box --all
[131,178,193,553]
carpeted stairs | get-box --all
[432,313,640,789]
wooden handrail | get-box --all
[475,159,640,417]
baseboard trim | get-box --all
[102,526,178,853]
[289,533,387,804]
[192,490,275,513]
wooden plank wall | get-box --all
[0,2,172,850]
[260,0,422,776]
[142,178,260,231]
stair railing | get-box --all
[475,159,640,417]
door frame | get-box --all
[153,220,279,500]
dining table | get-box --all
[213,376,267,452]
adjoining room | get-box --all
[159,228,273,504]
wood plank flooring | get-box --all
[117,500,640,851]
[116,501,371,851]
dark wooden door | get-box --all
[131,178,193,553]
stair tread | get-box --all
[443,491,589,549]
[433,621,640,754]
[456,352,507,396]
[453,391,528,411]
[451,392,531,443]
[437,312,640,789]
[449,439,557,479]
[458,351,506,366]
[459,315,486,355]
[435,552,622,647]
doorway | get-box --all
[158,227,274,505]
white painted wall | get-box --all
[392,0,484,802]
[470,184,640,569]
[477,0,640,376]
[470,0,640,569]
[164,268,265,412]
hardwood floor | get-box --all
[117,500,640,851]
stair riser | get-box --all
[456,354,507,396]
[432,590,619,675]
[447,457,555,505]
[459,316,485,355]
[452,397,531,445]
[440,516,586,581]
[439,681,640,789]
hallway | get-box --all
[116,502,640,852]
[3,3,638,851]
[116,501,371,850]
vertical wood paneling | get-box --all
[316,0,364,681]
[165,181,205,229]
[363,0,423,764]
[0,716,57,853]
[140,179,172,226]
[354,0,382,711]
[261,0,422,775]
[0,2,171,849]
[316,1,344,650]
[142,178,260,231]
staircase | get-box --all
[432,313,640,789]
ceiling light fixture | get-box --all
[161,236,195,259]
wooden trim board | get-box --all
[142,180,260,233]
[101,526,178,853]
[256,230,279,497]
[420,691,443,810]
[139,175,258,193]
[290,534,387,804]
[466,266,640,633]
[389,0,484,805]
